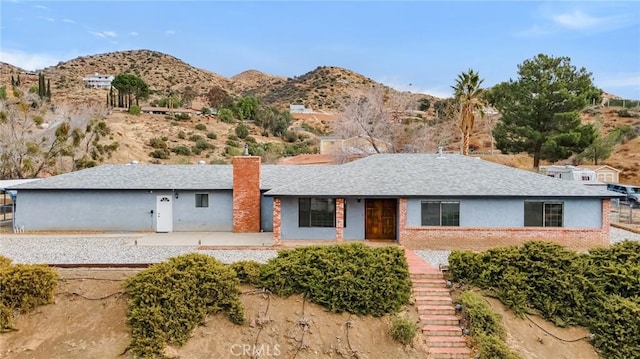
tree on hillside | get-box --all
[206,86,232,110]
[488,54,601,168]
[255,106,291,137]
[451,69,486,155]
[111,74,149,108]
[0,100,118,178]
[181,86,198,108]
[577,117,615,165]
[233,96,260,121]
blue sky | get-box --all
[1,1,639,99]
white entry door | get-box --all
[156,195,173,232]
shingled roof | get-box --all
[8,154,616,198]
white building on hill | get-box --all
[82,73,115,89]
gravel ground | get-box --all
[0,227,638,265]
[0,237,278,265]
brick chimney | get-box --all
[232,156,261,232]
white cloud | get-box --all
[90,31,117,38]
[33,4,47,10]
[552,10,605,30]
[62,19,75,24]
[165,30,176,35]
[129,31,139,36]
[0,49,66,71]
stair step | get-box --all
[415,296,452,306]
[416,305,456,315]
[420,314,461,326]
[422,325,463,336]
[411,278,447,287]
[410,272,444,280]
[428,347,472,359]
[413,287,450,296]
[426,336,467,348]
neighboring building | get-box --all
[82,73,115,89]
[289,104,313,114]
[538,165,607,188]
[577,165,622,184]
[319,135,389,155]
[8,154,618,251]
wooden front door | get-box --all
[365,199,397,240]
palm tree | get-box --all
[452,69,485,155]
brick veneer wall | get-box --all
[232,156,261,233]
[273,197,282,245]
[335,198,344,242]
[397,198,611,251]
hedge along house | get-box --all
[9,154,618,250]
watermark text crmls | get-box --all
[230,344,281,357]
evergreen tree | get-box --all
[46,79,51,100]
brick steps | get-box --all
[428,346,472,359]
[420,314,461,326]
[405,250,472,359]
[426,336,468,348]
[416,305,456,315]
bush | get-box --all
[458,291,521,359]
[149,149,170,159]
[617,109,633,117]
[229,260,263,285]
[178,131,186,139]
[171,146,191,156]
[0,263,58,331]
[390,315,417,345]
[226,139,240,148]
[259,243,411,316]
[129,105,141,115]
[235,123,249,139]
[244,135,256,143]
[449,240,640,358]
[189,134,204,142]
[148,137,167,149]
[206,131,217,140]
[195,123,207,131]
[124,253,244,358]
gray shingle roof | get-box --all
[8,154,616,198]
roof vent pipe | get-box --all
[437,146,445,159]
[197,160,206,165]
[243,144,249,156]
[130,160,138,165]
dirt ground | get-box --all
[0,269,602,359]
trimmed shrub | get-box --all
[229,260,263,285]
[124,253,244,358]
[390,315,417,345]
[0,263,58,331]
[458,291,521,359]
[450,240,640,358]
[259,243,411,316]
[0,255,11,267]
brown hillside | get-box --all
[230,69,285,95]
[0,62,28,76]
[41,50,231,100]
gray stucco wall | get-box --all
[279,197,365,240]
[172,190,233,231]
[405,197,602,228]
[14,189,234,232]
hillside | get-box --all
[1,49,638,184]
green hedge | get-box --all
[229,260,263,285]
[449,240,640,358]
[0,258,58,331]
[259,243,411,316]
[124,253,244,358]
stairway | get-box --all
[405,250,472,359]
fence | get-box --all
[611,199,640,225]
